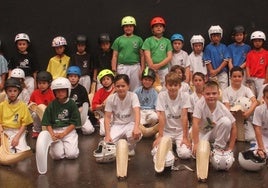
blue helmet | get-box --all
[67,66,81,77]
[170,33,184,42]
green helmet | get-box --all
[97,69,115,81]
[121,16,136,26]
[142,67,156,81]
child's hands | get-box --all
[181,138,191,149]
[153,136,162,148]
[55,132,66,139]
[11,135,20,147]
[132,127,142,140]
[192,144,198,157]
[104,135,112,143]
[242,110,250,119]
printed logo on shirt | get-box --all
[58,109,69,120]
[141,97,149,105]
[83,61,88,68]
[63,64,67,70]
[20,59,29,68]
[260,57,264,64]
[203,117,215,132]
[114,113,131,119]
[13,114,19,122]
[159,43,166,51]
[133,41,138,49]
[167,114,181,119]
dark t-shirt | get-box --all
[70,84,90,108]
[70,52,95,77]
[93,49,113,72]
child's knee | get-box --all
[176,144,192,159]
[65,149,79,159]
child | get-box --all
[47,36,70,80]
[192,80,236,170]
[91,69,115,136]
[29,71,55,138]
[134,67,158,136]
[142,16,172,87]
[245,31,268,97]
[252,85,268,158]
[0,40,8,90]
[70,34,97,93]
[203,25,230,90]
[187,35,207,83]
[104,74,141,156]
[41,77,81,160]
[152,71,192,159]
[9,33,38,95]
[169,33,190,83]
[111,16,144,91]
[67,66,95,135]
[227,25,251,71]
[170,65,191,94]
[10,68,30,104]
[222,66,258,141]
[0,78,33,153]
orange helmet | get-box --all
[150,17,166,27]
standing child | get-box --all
[222,66,258,141]
[111,16,144,91]
[67,66,95,135]
[0,40,8,90]
[41,77,81,159]
[142,16,172,87]
[91,69,115,136]
[70,34,97,93]
[169,33,190,83]
[9,33,38,95]
[203,25,230,90]
[192,80,236,170]
[47,36,70,80]
[152,71,192,160]
[0,78,33,153]
[188,35,207,83]
[104,74,141,156]
[29,71,55,138]
[245,31,268,97]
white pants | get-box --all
[140,110,158,125]
[110,123,141,151]
[200,116,232,149]
[157,68,169,87]
[81,117,95,135]
[248,77,265,97]
[210,72,228,91]
[49,128,79,160]
[79,75,91,93]
[117,64,141,91]
[4,129,30,153]
[25,76,35,96]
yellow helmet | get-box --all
[97,69,115,81]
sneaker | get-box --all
[128,149,135,156]
[32,132,39,139]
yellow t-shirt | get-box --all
[0,100,33,129]
[47,54,70,80]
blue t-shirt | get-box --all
[227,43,251,67]
[134,86,158,110]
[203,43,230,73]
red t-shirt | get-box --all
[92,87,114,110]
[246,49,268,78]
[29,88,55,106]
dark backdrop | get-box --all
[0,0,267,70]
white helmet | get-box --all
[14,33,30,43]
[52,36,67,47]
[210,149,234,170]
[152,149,175,168]
[93,140,116,163]
[11,68,25,79]
[190,35,205,49]
[231,97,252,112]
[51,77,71,97]
[208,25,223,39]
[238,150,266,171]
[250,31,266,41]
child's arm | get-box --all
[184,66,190,84]
[139,49,145,75]
[132,106,141,140]
[104,111,112,142]
[0,124,3,133]
[192,116,201,155]
[181,108,191,147]
[144,50,172,71]
[111,51,118,72]
[11,125,27,147]
[243,97,259,119]
[227,122,237,151]
[154,51,172,70]
[153,111,165,147]
[253,125,266,158]
[47,126,57,141]
[264,66,268,84]
[0,73,7,90]
[55,124,75,140]
[207,60,228,77]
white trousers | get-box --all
[117,64,141,91]
[4,129,30,153]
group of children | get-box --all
[0,15,268,174]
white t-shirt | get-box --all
[222,85,255,107]
[180,82,191,94]
[189,92,204,113]
[105,91,140,125]
[188,52,207,76]
[169,50,189,70]
[253,104,268,138]
[193,97,235,134]
[156,90,191,135]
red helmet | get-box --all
[150,17,166,27]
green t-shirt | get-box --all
[42,99,81,128]
[142,36,172,69]
[111,34,143,65]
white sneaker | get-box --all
[128,149,135,156]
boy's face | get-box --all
[37,81,50,92]
[6,87,20,101]
[210,33,221,44]
[16,40,28,52]
[68,74,79,86]
[230,70,243,85]
[152,24,165,36]
[115,78,129,98]
[142,77,154,89]
[77,44,86,53]
[54,89,68,100]
[252,39,264,49]
[55,46,65,55]
[193,75,205,90]
[101,75,113,88]
[123,25,135,36]
[263,92,268,106]
[203,86,219,105]
[172,40,183,52]
[165,82,180,98]
[193,43,203,54]
[234,33,244,44]
[100,42,111,52]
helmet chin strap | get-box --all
[8,97,19,104]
